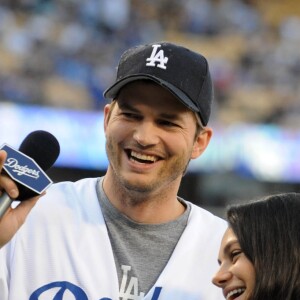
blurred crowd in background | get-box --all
[1,0,300,214]
[1,0,300,128]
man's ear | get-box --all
[191,127,213,159]
[103,104,111,133]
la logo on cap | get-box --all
[146,44,169,70]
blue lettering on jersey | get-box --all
[151,287,162,300]
[29,281,162,300]
[29,281,89,300]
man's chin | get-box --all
[123,181,154,194]
[120,174,158,194]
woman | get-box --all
[212,192,300,300]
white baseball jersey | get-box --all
[0,178,226,300]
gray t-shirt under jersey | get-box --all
[97,178,191,296]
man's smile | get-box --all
[126,150,161,164]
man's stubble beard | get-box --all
[105,137,191,204]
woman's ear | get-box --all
[191,127,213,159]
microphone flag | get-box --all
[0,143,52,195]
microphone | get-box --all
[0,130,60,219]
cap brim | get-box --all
[103,74,199,113]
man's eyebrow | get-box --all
[118,102,182,120]
[118,101,139,112]
[159,112,182,120]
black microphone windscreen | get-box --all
[16,130,60,200]
[19,130,60,171]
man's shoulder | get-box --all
[188,201,227,228]
[34,177,101,212]
[46,177,100,198]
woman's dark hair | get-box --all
[227,193,300,300]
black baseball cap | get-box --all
[103,42,213,126]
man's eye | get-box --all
[159,120,177,127]
[122,112,140,119]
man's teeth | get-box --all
[226,288,245,300]
[130,151,157,162]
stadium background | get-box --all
[1,0,300,217]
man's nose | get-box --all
[133,121,159,147]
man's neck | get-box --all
[102,172,186,224]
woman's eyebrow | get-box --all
[223,240,240,257]
[217,240,239,265]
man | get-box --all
[0,42,226,299]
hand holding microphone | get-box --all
[0,130,60,248]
